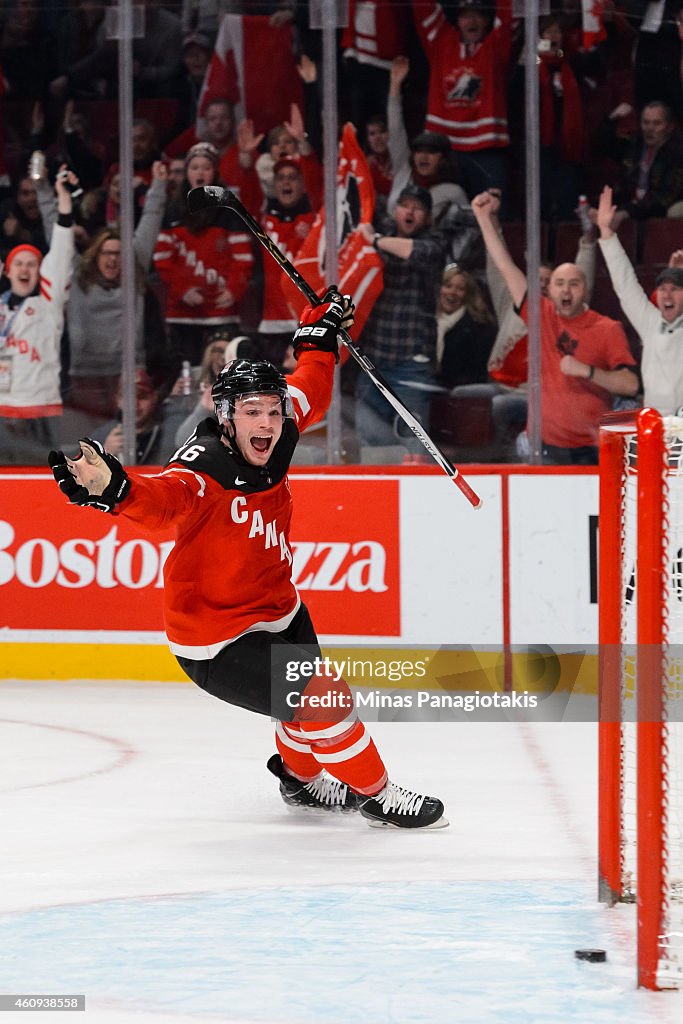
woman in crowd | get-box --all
[386,56,468,226]
[37,160,169,419]
[153,142,254,366]
[436,264,496,389]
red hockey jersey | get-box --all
[412,1,512,151]
[342,1,407,70]
[153,224,254,323]
[118,351,334,658]
[259,209,316,332]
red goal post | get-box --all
[598,408,683,990]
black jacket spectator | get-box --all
[439,312,497,390]
[0,0,58,99]
[628,0,683,108]
[616,122,683,219]
[435,266,497,389]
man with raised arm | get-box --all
[412,1,513,201]
[47,292,448,831]
[471,190,639,464]
[596,185,683,415]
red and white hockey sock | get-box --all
[276,716,387,795]
[275,722,321,781]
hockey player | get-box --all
[48,292,447,830]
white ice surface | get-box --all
[0,680,681,1023]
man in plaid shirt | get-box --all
[358,184,446,453]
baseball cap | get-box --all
[410,131,451,156]
[133,369,156,395]
[273,156,302,177]
[115,369,157,398]
[397,184,433,215]
[458,0,489,13]
[182,32,212,52]
[655,268,683,288]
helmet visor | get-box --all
[216,389,294,424]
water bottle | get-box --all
[181,360,193,397]
[577,195,592,234]
[29,151,46,182]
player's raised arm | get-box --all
[286,289,355,430]
[291,288,355,363]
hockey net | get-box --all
[598,409,683,989]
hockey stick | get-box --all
[187,185,482,509]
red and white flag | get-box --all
[581,0,607,49]
[287,124,384,350]
[198,15,303,136]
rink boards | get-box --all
[0,466,599,682]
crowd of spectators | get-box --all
[0,1,681,467]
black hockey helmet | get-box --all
[211,358,293,422]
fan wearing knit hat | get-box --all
[4,243,44,281]
[185,142,220,179]
[153,139,255,366]
[0,167,76,464]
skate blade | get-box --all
[283,803,358,815]
[365,815,450,830]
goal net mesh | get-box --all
[613,415,683,988]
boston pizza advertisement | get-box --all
[0,467,596,680]
[0,472,401,639]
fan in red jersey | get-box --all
[47,292,448,830]
[153,142,254,366]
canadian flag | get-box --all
[285,124,384,351]
[198,15,303,136]
[581,0,607,49]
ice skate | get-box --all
[357,780,449,829]
[267,754,359,812]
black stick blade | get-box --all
[186,185,236,213]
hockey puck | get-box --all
[574,949,606,963]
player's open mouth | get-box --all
[250,436,273,454]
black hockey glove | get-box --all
[293,287,355,362]
[48,438,131,514]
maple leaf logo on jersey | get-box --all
[556,331,578,356]
[445,69,481,103]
